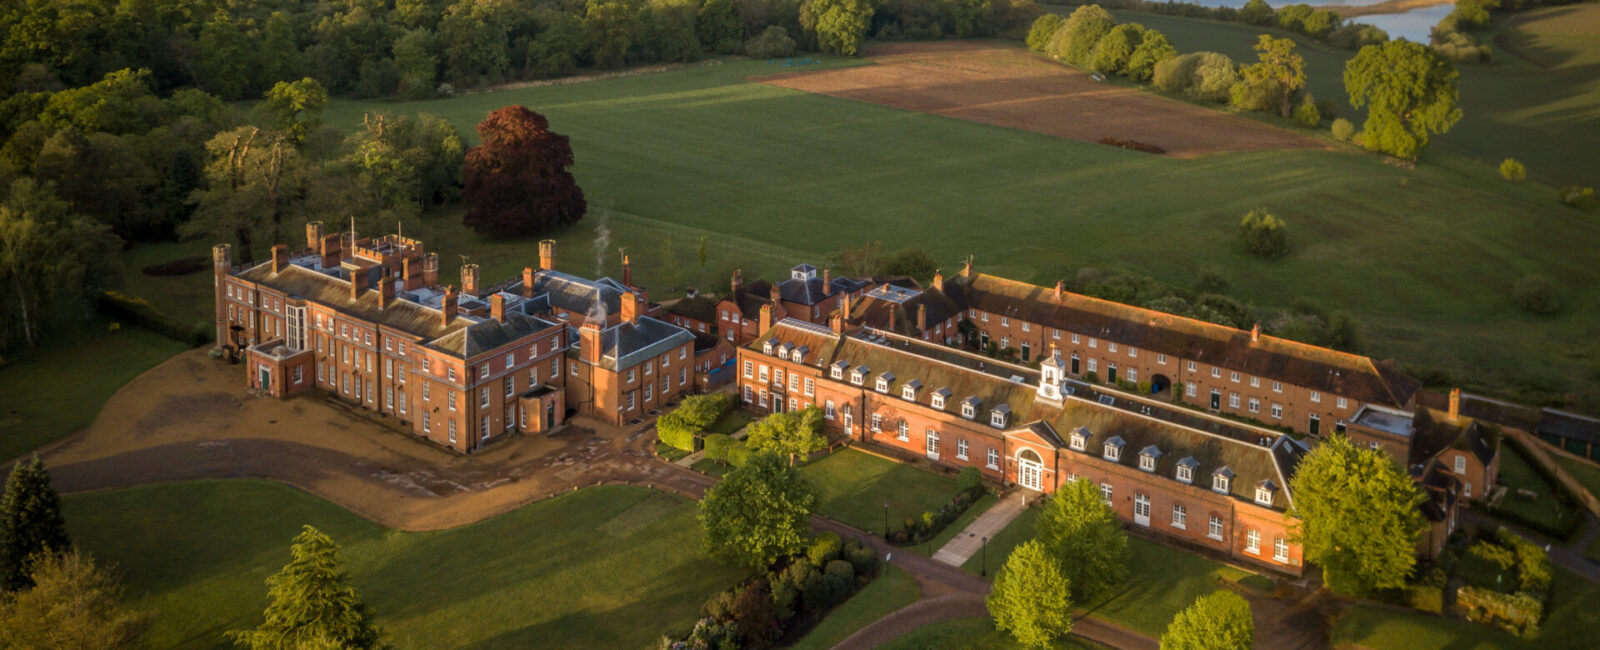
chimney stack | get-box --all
[823,268,832,294]
[539,239,556,270]
[213,243,232,273]
[441,286,458,325]
[1448,387,1461,422]
[490,293,506,323]
[841,291,852,320]
[422,252,439,287]
[830,312,844,334]
[1250,323,1261,343]
[378,275,394,309]
[270,244,288,274]
[522,267,536,298]
[889,305,897,332]
[759,304,773,335]
[349,266,364,301]
[320,234,342,269]
[731,269,743,294]
[622,255,632,288]
[461,263,480,296]
[580,321,603,365]
[1054,280,1064,300]
[306,221,324,252]
[962,255,973,278]
[917,303,927,335]
[402,255,420,288]
[932,270,943,291]
[770,283,782,303]
[621,292,641,325]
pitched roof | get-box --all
[848,284,963,337]
[750,321,1300,509]
[948,273,1420,408]
[725,280,775,320]
[572,316,695,371]
[429,308,560,357]
[235,261,470,342]
[533,270,629,317]
[1408,407,1499,467]
[663,294,719,323]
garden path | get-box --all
[931,491,1028,567]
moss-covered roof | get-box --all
[235,262,469,342]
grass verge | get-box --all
[789,564,921,650]
[798,449,961,536]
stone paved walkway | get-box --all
[931,491,1028,567]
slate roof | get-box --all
[848,285,964,337]
[1408,407,1500,467]
[429,308,560,357]
[750,320,1300,509]
[946,273,1421,408]
[663,294,719,323]
[569,315,695,371]
[533,270,628,317]
[235,262,469,342]
[726,280,775,320]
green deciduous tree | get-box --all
[1026,14,1065,53]
[805,0,874,57]
[987,540,1073,649]
[1240,0,1275,25]
[698,452,817,569]
[228,526,387,650]
[697,0,743,54]
[1051,4,1114,66]
[586,0,645,69]
[393,29,440,99]
[262,78,329,143]
[1344,39,1462,160]
[1238,208,1288,258]
[1236,35,1305,117]
[1126,28,1177,82]
[182,126,304,262]
[1091,23,1145,76]
[0,180,121,353]
[746,406,826,466]
[0,456,71,592]
[1033,478,1129,603]
[0,549,145,648]
[1498,158,1525,182]
[1160,590,1253,650]
[1289,435,1424,595]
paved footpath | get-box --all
[931,491,1028,567]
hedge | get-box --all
[1458,586,1542,637]
[96,291,211,347]
[1487,436,1587,542]
[657,392,735,452]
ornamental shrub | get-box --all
[844,543,879,578]
[1293,101,1321,127]
[1238,208,1289,258]
[1458,586,1542,637]
[825,559,855,584]
[703,433,733,463]
[801,570,833,612]
[745,26,797,59]
[1558,185,1594,208]
[808,531,843,566]
[1499,158,1526,182]
[1406,585,1443,613]
[1331,118,1355,142]
[1513,275,1560,314]
[958,466,983,493]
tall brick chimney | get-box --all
[917,303,927,334]
[962,255,973,278]
[830,312,844,334]
[889,305,897,332]
[731,269,742,294]
[580,321,603,365]
[402,255,421,288]
[841,291,852,320]
[539,239,556,270]
[270,244,288,274]
[1448,387,1461,422]
[212,244,232,347]
[461,263,480,296]
[1054,280,1064,300]
[305,221,324,252]
[759,304,773,335]
[490,293,506,323]
[349,266,364,301]
[622,255,632,288]
[769,283,781,303]
[932,270,943,291]
[822,268,831,295]
[320,233,341,269]
[1250,323,1261,343]
[378,275,394,309]
[441,286,458,325]
[422,253,439,287]
[621,292,640,325]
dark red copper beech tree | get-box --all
[462,106,586,237]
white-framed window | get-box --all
[400,341,407,355]
[1454,455,1466,474]
[627,392,637,411]
[1172,504,1187,529]
[989,410,1006,428]
[901,385,915,400]
[1187,360,1196,372]
[1256,486,1273,506]
[870,414,883,432]
[1001,316,1008,327]
[1139,455,1155,471]
[480,415,491,441]
[957,438,968,460]
[1230,371,1240,383]
[423,414,431,433]
[1250,376,1260,388]
[1108,342,1118,354]
[448,420,457,444]
[1208,515,1223,541]
[448,367,456,382]
[980,312,988,322]
[1271,403,1283,419]
[385,358,394,379]
[851,371,864,385]
[1177,464,1193,483]
[1088,358,1097,374]
[1070,433,1085,451]
[1310,390,1321,403]
[1099,483,1113,504]
[986,447,999,469]
[480,388,490,408]
[1229,393,1240,409]
[1186,383,1197,398]
[897,420,909,441]
[422,382,431,401]
[830,365,843,379]
[743,385,753,403]
[1053,329,1061,340]
[1089,338,1097,349]
[1021,322,1029,332]
[1157,353,1166,364]
[1274,537,1289,562]
[932,393,946,409]
[1249,398,1260,413]
[318,362,326,383]
[1071,333,1080,344]
[679,368,687,386]
[644,382,653,403]
[398,392,406,415]
[1213,474,1229,493]
[448,392,457,411]
[1127,368,1137,382]
[1103,443,1119,461]
[789,374,799,393]
[961,402,975,419]
[422,356,431,372]
[1337,397,1348,409]
[804,378,814,396]
[1246,529,1260,554]
[504,376,515,397]
[1211,367,1221,378]
[1272,381,1282,393]
[756,365,766,383]
[824,400,835,420]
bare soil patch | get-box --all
[40,349,711,531]
[753,41,1324,158]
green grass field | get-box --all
[1491,441,1580,533]
[1332,566,1600,649]
[64,481,745,649]
[0,326,189,462]
[1551,452,1600,501]
[797,449,962,537]
[877,616,1097,649]
[790,564,921,650]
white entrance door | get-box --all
[1134,493,1151,527]
[925,430,940,461]
[1017,447,1044,491]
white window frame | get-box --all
[1274,537,1289,562]
[1208,515,1223,541]
[957,438,968,460]
[1103,443,1120,461]
[986,447,999,470]
[1172,504,1187,529]
[1246,529,1260,554]
[1255,487,1273,506]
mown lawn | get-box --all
[797,449,961,537]
[914,492,999,557]
[1490,441,1579,533]
[1332,567,1600,649]
[64,481,745,649]
[790,564,921,650]
[0,325,189,461]
[1551,453,1600,501]
[961,504,1040,576]
[876,616,1097,650]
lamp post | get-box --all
[981,536,989,577]
[883,500,890,538]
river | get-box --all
[1175,0,1453,42]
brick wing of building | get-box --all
[214,225,695,452]
[739,316,1312,575]
[841,260,1422,439]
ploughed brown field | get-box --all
[754,41,1325,158]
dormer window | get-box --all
[1070,432,1085,451]
[852,366,869,386]
[901,379,921,401]
[1103,436,1124,461]
[1255,480,1277,506]
[931,388,950,410]
[1212,467,1234,494]
[832,361,847,380]
[961,397,979,420]
[875,371,894,393]
[1176,457,1198,484]
[763,340,774,354]
[793,346,807,364]
[989,404,1010,428]
[778,348,789,360]
[1139,445,1161,472]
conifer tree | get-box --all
[0,455,70,591]
[229,526,386,649]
